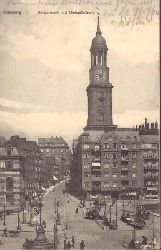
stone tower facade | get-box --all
[85,16,116,131]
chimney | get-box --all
[142,125,144,131]
[147,123,149,129]
[145,118,148,128]
[136,125,138,131]
[139,125,141,131]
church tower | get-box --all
[85,16,116,131]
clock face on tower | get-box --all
[96,70,106,80]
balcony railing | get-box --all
[144,175,159,179]
[144,164,159,169]
[143,155,159,159]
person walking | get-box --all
[66,241,71,249]
[64,238,67,249]
[75,207,78,214]
[80,240,85,249]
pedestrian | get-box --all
[75,207,78,214]
[141,236,147,245]
[2,228,7,237]
[80,240,85,249]
[64,238,67,249]
[66,241,71,249]
[72,236,75,248]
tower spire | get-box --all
[96,13,102,36]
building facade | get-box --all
[71,17,159,200]
[38,136,71,180]
[0,143,22,210]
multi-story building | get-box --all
[38,136,71,180]
[0,141,22,210]
[71,17,159,200]
[8,136,44,195]
[0,135,44,210]
[43,155,61,187]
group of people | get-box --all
[128,235,157,249]
[64,237,85,249]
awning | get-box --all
[92,162,101,166]
[147,187,158,190]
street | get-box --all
[0,181,160,249]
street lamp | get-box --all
[3,204,6,226]
[17,208,21,230]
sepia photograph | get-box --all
[0,0,160,249]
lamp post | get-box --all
[3,204,6,226]
[115,198,118,230]
[17,208,21,230]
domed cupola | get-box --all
[91,16,107,50]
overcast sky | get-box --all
[0,1,159,146]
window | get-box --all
[84,172,90,178]
[7,149,12,155]
[40,149,44,152]
[112,182,117,187]
[132,153,137,158]
[114,143,117,149]
[104,163,110,168]
[132,181,137,187]
[6,161,13,170]
[0,161,5,168]
[83,153,90,158]
[132,144,137,149]
[6,177,13,192]
[83,165,90,169]
[103,153,109,159]
[104,172,109,178]
[46,149,50,153]
[104,182,109,187]
[113,153,117,160]
[94,145,99,150]
[60,149,63,152]
[113,163,117,168]
[84,182,89,187]
[84,144,89,149]
[112,172,117,177]
[121,143,127,149]
[104,143,109,149]
[132,173,136,177]
[132,162,136,168]
[143,152,148,157]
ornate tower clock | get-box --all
[85,16,117,131]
